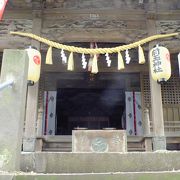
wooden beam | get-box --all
[41,28,147,43]
[42,9,146,21]
[23,14,42,152]
[157,12,180,20]
[147,19,166,150]
[43,72,141,90]
[0,37,30,52]
[3,10,33,19]
[42,62,148,73]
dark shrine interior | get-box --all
[56,88,125,135]
[55,72,141,135]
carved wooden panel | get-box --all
[0,19,32,36]
[156,0,180,10]
[42,11,147,42]
[41,28,148,43]
[0,19,32,50]
[43,19,129,29]
[47,0,146,10]
[7,0,180,11]
[157,21,180,37]
[156,20,180,52]
[7,0,42,9]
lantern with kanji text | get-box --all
[26,47,41,85]
[149,45,171,84]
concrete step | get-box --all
[21,151,180,173]
[1,171,180,180]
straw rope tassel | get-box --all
[138,45,146,64]
[46,46,53,64]
[67,52,74,71]
[10,31,178,55]
[88,57,93,71]
[91,55,98,74]
[118,52,125,70]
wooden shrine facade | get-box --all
[0,0,180,152]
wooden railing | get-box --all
[146,105,180,135]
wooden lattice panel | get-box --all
[36,75,45,134]
[161,75,180,104]
[142,73,180,133]
[142,74,151,107]
[142,73,180,106]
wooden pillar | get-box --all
[143,108,152,152]
[23,14,42,152]
[147,19,166,151]
[0,50,28,171]
[143,108,151,136]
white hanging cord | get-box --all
[82,53,87,69]
[105,53,111,67]
[61,49,67,64]
[125,49,131,64]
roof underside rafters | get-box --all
[7,0,65,9]
[1,0,180,53]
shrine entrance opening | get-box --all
[53,72,140,135]
[56,88,124,135]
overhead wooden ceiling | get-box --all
[6,0,180,10]
[2,0,180,53]
[7,0,65,9]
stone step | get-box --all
[42,135,72,143]
[21,151,180,173]
[43,147,71,152]
[42,138,145,152]
[128,147,145,152]
[42,144,145,152]
[43,142,72,148]
[1,171,180,180]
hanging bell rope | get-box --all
[10,31,178,55]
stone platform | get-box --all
[21,151,180,173]
[1,151,180,179]
[1,171,180,180]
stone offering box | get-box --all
[72,130,127,152]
